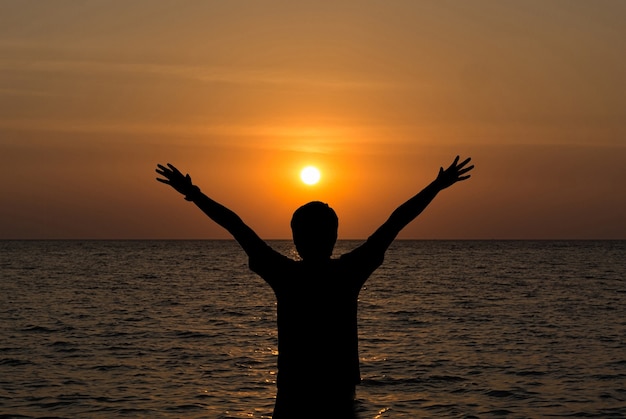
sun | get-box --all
[300,166,321,185]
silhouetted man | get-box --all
[156,156,474,418]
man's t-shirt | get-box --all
[249,240,385,390]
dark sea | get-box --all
[1,240,625,418]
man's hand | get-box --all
[156,163,199,200]
[435,156,474,189]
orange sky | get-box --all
[1,1,625,239]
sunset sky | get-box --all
[1,1,624,240]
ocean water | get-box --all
[1,240,625,418]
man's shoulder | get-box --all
[339,239,385,261]
[249,244,296,277]
[337,240,386,278]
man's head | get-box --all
[291,201,338,261]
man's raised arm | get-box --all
[368,156,474,251]
[155,163,266,256]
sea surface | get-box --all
[1,240,625,418]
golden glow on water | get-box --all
[375,407,392,418]
[1,240,625,417]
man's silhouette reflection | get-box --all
[156,156,474,418]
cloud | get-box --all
[0,48,395,92]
